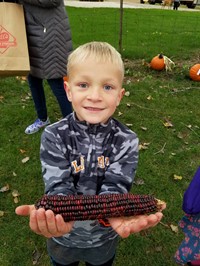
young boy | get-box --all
[16,42,165,266]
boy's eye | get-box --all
[79,83,88,88]
[104,85,112,91]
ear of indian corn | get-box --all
[35,193,164,222]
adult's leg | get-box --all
[48,78,72,118]
[50,257,79,266]
[85,255,115,266]
[28,74,47,120]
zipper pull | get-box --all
[44,27,46,33]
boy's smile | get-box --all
[66,57,125,124]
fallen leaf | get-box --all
[177,132,188,139]
[163,121,173,128]
[0,184,10,192]
[32,249,41,265]
[134,178,145,185]
[124,91,130,97]
[126,123,133,127]
[170,224,179,233]
[141,126,147,131]
[12,190,20,204]
[174,174,183,180]
[21,95,31,102]
[16,76,26,81]
[126,103,131,107]
[163,117,173,128]
[147,95,153,100]
[12,190,20,197]
[13,172,17,177]
[22,156,30,163]
[20,149,26,154]
[139,142,150,150]
[0,210,5,217]
[14,197,19,203]
[118,111,123,116]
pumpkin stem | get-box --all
[158,54,163,59]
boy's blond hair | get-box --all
[67,41,124,79]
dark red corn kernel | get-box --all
[34,193,165,222]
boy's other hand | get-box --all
[15,205,74,238]
[108,211,165,238]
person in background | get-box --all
[18,0,73,134]
[16,42,165,266]
[173,0,180,10]
[174,167,200,266]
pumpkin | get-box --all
[189,64,200,81]
[63,76,68,90]
[150,54,165,71]
[63,76,68,82]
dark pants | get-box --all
[173,2,180,9]
[28,74,72,120]
[50,255,115,266]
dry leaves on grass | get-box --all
[124,91,130,97]
[12,190,20,203]
[133,178,145,186]
[0,184,10,192]
[139,142,150,150]
[16,76,27,84]
[22,156,30,164]
[163,117,173,128]
[0,95,4,102]
[0,210,5,217]
[160,222,179,234]
[32,249,42,265]
[174,174,183,181]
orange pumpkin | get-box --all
[150,54,165,71]
[63,76,68,90]
[63,76,68,82]
[189,64,200,81]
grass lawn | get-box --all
[1,6,200,266]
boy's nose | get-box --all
[87,87,101,101]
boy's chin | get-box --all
[86,119,108,125]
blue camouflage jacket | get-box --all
[40,112,139,248]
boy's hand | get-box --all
[15,205,74,238]
[108,211,165,238]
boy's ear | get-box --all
[117,88,125,106]
[64,82,72,102]
[121,88,125,98]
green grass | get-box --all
[67,6,200,59]
[1,6,200,266]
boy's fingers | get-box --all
[45,210,59,235]
[29,209,41,234]
[15,205,35,216]
[31,208,53,238]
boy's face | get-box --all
[66,57,125,124]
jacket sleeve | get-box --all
[40,128,76,195]
[99,134,139,195]
[19,0,62,8]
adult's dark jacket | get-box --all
[18,0,73,79]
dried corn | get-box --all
[35,193,164,222]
